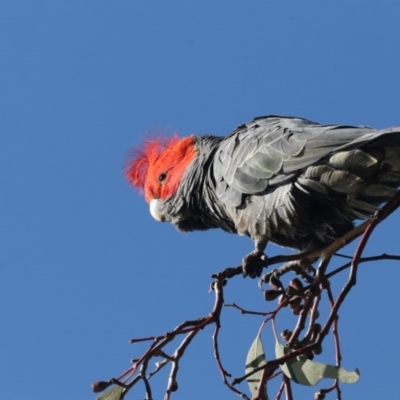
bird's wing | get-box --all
[213,115,378,207]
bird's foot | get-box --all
[242,251,268,278]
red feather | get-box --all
[125,135,181,191]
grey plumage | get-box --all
[151,115,400,275]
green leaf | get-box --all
[245,332,269,399]
[96,385,124,400]
[275,340,360,386]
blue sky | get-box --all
[1,2,400,399]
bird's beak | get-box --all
[149,198,166,222]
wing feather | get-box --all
[213,115,387,207]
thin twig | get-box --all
[92,191,400,400]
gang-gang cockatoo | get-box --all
[126,116,400,277]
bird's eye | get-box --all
[158,172,167,183]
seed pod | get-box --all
[264,289,283,301]
[313,323,322,336]
[91,381,112,393]
[278,294,289,307]
[281,329,292,342]
[314,390,326,400]
[312,345,323,355]
[309,323,322,342]
[285,285,297,297]
[169,380,178,392]
[289,278,304,292]
[292,304,304,315]
[289,295,302,309]
[310,309,320,319]
[298,335,311,346]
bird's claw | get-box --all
[242,252,268,278]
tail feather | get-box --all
[329,149,379,179]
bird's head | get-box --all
[125,134,197,221]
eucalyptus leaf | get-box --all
[245,332,269,399]
[275,340,360,386]
[96,385,124,400]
